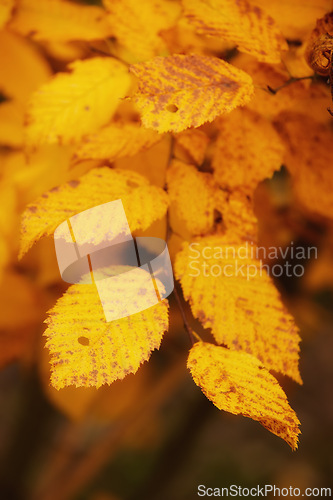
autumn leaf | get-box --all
[0,0,13,29]
[182,0,288,63]
[175,236,302,383]
[212,108,285,194]
[130,54,254,133]
[75,122,162,161]
[44,280,169,389]
[9,0,114,42]
[274,111,333,219]
[167,159,224,236]
[103,0,180,62]
[25,57,131,146]
[188,342,300,449]
[19,167,169,258]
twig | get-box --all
[265,75,314,95]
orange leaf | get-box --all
[188,342,300,449]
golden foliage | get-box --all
[19,167,168,258]
[75,122,162,161]
[44,281,169,389]
[183,0,288,63]
[9,0,114,42]
[130,54,254,132]
[188,342,300,449]
[175,236,302,383]
[212,109,284,194]
[3,0,330,450]
[25,57,131,146]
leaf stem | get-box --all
[173,286,201,345]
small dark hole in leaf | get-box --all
[167,104,178,113]
[78,336,89,346]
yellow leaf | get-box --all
[0,0,14,29]
[44,280,169,389]
[274,112,333,219]
[9,0,113,42]
[130,54,254,133]
[75,122,162,161]
[25,57,131,146]
[167,160,224,236]
[183,0,287,63]
[188,342,300,449]
[0,30,51,106]
[212,109,284,194]
[0,100,24,147]
[19,167,169,258]
[173,128,209,165]
[103,0,180,62]
[175,236,302,383]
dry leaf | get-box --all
[44,281,169,388]
[130,54,254,132]
[188,342,300,449]
[9,0,114,42]
[183,0,287,63]
[19,167,169,258]
[175,236,302,383]
[25,57,131,146]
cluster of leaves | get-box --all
[1,0,333,451]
